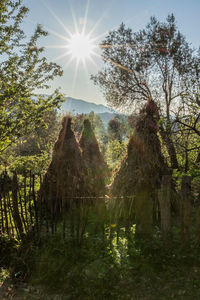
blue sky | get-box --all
[24,0,200,105]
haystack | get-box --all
[79,119,109,197]
[111,100,170,237]
[40,116,89,216]
[111,100,169,196]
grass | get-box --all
[24,224,200,299]
[2,204,200,299]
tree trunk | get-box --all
[159,127,179,170]
[185,150,189,172]
[196,151,200,163]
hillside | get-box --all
[61,97,118,126]
[62,97,114,115]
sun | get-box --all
[43,0,103,73]
[66,32,95,62]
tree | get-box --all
[92,14,198,170]
[14,109,60,157]
[105,139,127,170]
[108,117,122,142]
[0,0,63,153]
[161,62,200,172]
[108,115,130,142]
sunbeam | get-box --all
[63,56,74,70]
[41,0,72,37]
[69,1,80,34]
[47,28,69,42]
[53,51,70,62]
[82,0,90,36]
[88,55,99,69]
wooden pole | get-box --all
[32,174,39,233]
[135,183,153,238]
[0,193,4,234]
[18,188,27,233]
[158,175,171,242]
[3,186,9,236]
[24,173,29,228]
[180,175,191,246]
[29,171,33,226]
[12,172,23,238]
[7,192,15,237]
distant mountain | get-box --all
[61,97,115,115]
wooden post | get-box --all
[135,183,153,238]
[18,189,27,233]
[62,214,66,239]
[3,176,9,236]
[0,193,4,234]
[38,173,43,232]
[158,175,171,242]
[24,173,29,228]
[12,172,24,238]
[7,192,14,237]
[29,171,33,226]
[196,191,200,243]
[180,175,191,246]
[32,174,39,233]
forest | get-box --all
[1,1,200,299]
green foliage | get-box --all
[0,0,64,153]
[108,117,122,141]
[108,115,130,142]
[0,109,61,174]
[10,152,49,174]
[105,139,127,170]
[14,110,61,156]
[0,268,10,285]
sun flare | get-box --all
[43,0,102,85]
[66,32,95,62]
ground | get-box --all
[0,279,64,300]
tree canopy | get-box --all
[0,0,64,153]
[92,14,200,170]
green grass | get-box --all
[24,225,200,300]
[2,204,200,299]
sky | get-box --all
[24,0,200,105]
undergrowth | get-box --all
[24,227,200,299]
[2,214,200,299]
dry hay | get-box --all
[110,100,170,237]
[111,100,169,197]
[79,119,109,196]
[40,116,91,216]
